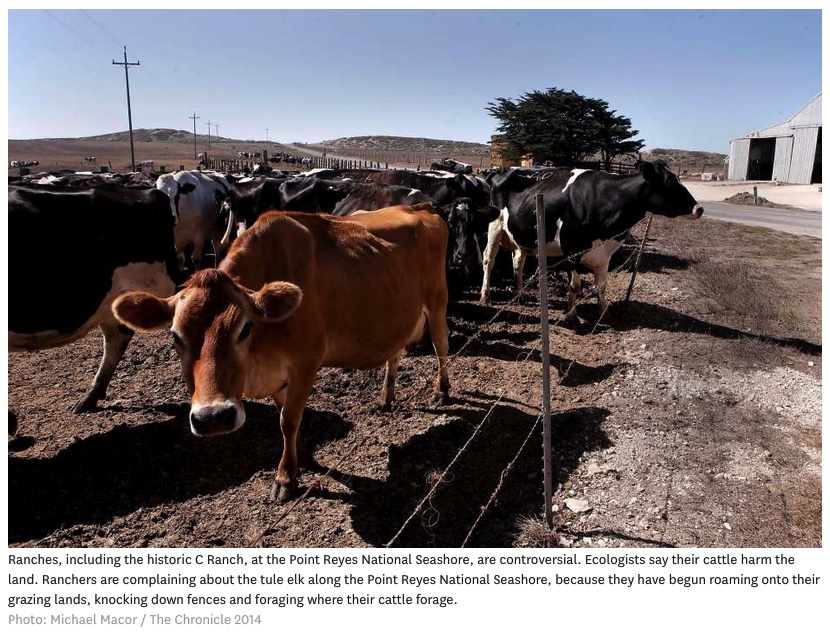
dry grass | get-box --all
[692,259,785,330]
[512,516,561,548]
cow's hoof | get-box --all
[72,396,100,414]
[269,480,297,504]
[433,391,451,406]
[365,402,390,415]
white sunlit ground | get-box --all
[683,180,822,212]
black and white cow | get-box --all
[154,170,234,271]
[8,184,179,412]
[17,171,152,190]
[480,161,703,322]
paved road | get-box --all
[700,201,821,238]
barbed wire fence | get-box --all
[247,212,652,548]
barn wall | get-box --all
[729,93,821,183]
[788,126,820,184]
[772,136,794,182]
[728,138,750,180]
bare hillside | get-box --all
[315,135,489,155]
[9,129,725,175]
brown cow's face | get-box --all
[173,284,251,436]
[113,269,303,437]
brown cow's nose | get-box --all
[190,403,238,436]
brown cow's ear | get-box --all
[250,282,303,323]
[112,291,175,332]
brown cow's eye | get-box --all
[238,322,253,342]
[171,331,184,348]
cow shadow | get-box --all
[7,401,350,544]
[438,303,619,388]
[446,300,619,386]
[591,300,821,356]
[635,249,693,274]
[611,241,693,274]
[306,392,612,547]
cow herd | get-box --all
[7,160,703,500]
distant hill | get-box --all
[16,128,258,144]
[10,129,725,175]
[80,128,238,144]
[315,135,490,156]
[645,148,727,173]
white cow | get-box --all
[155,170,235,271]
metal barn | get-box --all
[727,93,822,184]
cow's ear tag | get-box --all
[251,282,303,323]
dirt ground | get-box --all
[7,211,821,549]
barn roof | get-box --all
[737,93,822,140]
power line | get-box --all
[81,10,120,47]
[43,9,108,55]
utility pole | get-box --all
[265,127,269,142]
[112,46,139,172]
[189,112,200,160]
[205,120,212,152]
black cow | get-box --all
[364,169,500,279]
[266,177,436,217]
[329,182,437,216]
[277,177,353,214]
[8,184,179,413]
[225,176,289,233]
[480,161,703,322]
[430,157,473,174]
[224,176,446,267]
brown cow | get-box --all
[112,203,450,502]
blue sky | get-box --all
[5,8,823,153]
